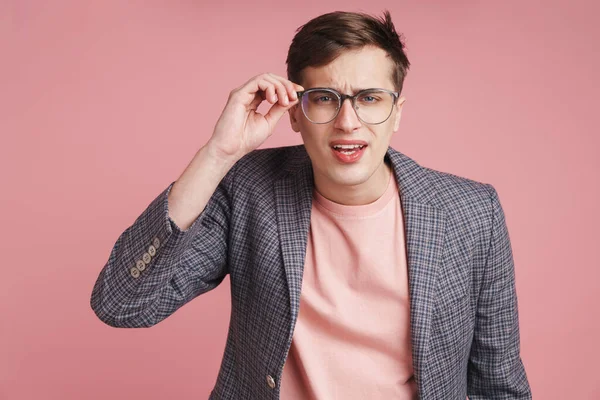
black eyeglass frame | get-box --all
[296,87,401,125]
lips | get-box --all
[329,140,368,147]
[330,141,368,163]
[332,144,366,152]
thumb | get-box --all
[264,101,297,130]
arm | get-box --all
[90,144,237,328]
[467,184,532,399]
[90,73,303,329]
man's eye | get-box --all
[316,96,333,102]
[360,96,378,103]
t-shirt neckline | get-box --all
[313,171,397,218]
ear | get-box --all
[289,104,302,132]
[392,96,406,132]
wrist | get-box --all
[205,140,242,169]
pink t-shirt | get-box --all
[280,171,417,399]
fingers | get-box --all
[235,73,304,109]
[264,102,292,129]
[247,90,266,111]
[263,76,290,106]
[256,78,281,105]
[264,73,304,105]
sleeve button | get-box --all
[130,267,140,278]
[136,259,146,272]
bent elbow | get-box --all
[90,282,157,328]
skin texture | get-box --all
[289,45,407,206]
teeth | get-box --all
[333,144,365,149]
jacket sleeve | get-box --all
[467,184,532,399]
[90,164,236,328]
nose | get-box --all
[333,98,362,133]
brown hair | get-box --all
[286,10,410,93]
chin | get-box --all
[327,167,372,187]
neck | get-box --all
[313,159,392,206]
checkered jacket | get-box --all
[91,145,532,399]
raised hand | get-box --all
[208,73,304,162]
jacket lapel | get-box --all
[274,148,314,323]
[274,145,446,395]
[386,147,447,394]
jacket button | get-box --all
[130,266,140,278]
[136,259,146,272]
[142,252,152,264]
[266,375,276,389]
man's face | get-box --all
[290,45,406,194]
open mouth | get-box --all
[332,144,366,154]
[330,143,368,163]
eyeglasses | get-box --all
[296,87,400,125]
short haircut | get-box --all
[286,10,411,93]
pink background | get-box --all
[2,0,599,399]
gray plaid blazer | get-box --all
[91,145,531,399]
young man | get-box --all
[91,10,532,400]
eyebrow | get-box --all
[312,87,369,95]
[332,87,366,94]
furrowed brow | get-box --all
[328,87,369,95]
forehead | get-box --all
[301,46,395,92]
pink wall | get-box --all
[2,0,599,399]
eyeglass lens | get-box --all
[300,89,395,124]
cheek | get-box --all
[369,126,388,141]
[367,126,394,150]
[299,130,320,154]
[300,125,329,148]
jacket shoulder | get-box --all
[424,165,496,220]
[229,144,305,189]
